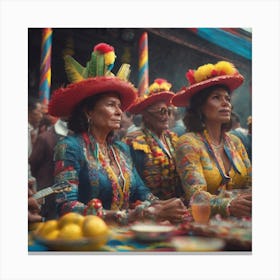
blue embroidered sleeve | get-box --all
[53,136,86,216]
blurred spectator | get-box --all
[28,188,42,224]
[29,118,70,220]
[230,113,252,161]
[117,112,142,140]
[28,97,43,187]
[38,115,53,134]
[28,97,43,157]
[117,112,134,139]
[169,107,186,137]
[246,116,252,161]
[129,114,142,133]
[231,111,248,134]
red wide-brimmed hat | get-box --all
[172,61,244,107]
[48,43,137,117]
[128,78,175,114]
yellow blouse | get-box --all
[175,130,252,216]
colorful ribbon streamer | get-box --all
[138,32,149,96]
[39,28,53,110]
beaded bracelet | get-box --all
[143,206,157,222]
[147,193,159,204]
[134,201,152,219]
[226,198,233,216]
[114,210,129,225]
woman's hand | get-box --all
[151,198,188,224]
[28,188,43,223]
[229,193,252,218]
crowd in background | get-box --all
[28,43,252,226]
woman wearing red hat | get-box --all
[172,61,252,218]
[48,43,188,225]
[124,79,183,201]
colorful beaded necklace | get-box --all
[82,132,131,210]
[200,129,241,192]
[142,128,179,194]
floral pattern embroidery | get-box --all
[83,133,131,211]
[124,127,181,200]
[53,133,154,216]
[175,130,252,216]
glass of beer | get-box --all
[191,192,211,224]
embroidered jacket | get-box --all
[53,133,155,216]
[123,127,183,200]
[175,130,252,216]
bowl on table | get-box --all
[130,223,175,242]
[33,234,110,251]
[171,236,225,252]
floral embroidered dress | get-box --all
[175,130,252,216]
[53,132,156,216]
[123,127,183,200]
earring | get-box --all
[87,116,91,134]
[199,112,205,128]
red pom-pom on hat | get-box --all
[154,78,167,85]
[186,69,196,85]
[211,69,218,77]
[94,43,114,53]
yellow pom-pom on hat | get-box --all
[104,51,116,66]
[172,60,244,107]
[148,78,172,93]
[194,63,215,83]
[215,61,237,75]
[128,78,175,114]
[148,82,160,93]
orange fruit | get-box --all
[58,212,85,229]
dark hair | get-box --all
[28,96,40,113]
[133,114,142,127]
[125,111,132,118]
[183,85,232,132]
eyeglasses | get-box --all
[146,107,172,116]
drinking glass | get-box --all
[191,192,211,224]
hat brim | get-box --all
[48,76,137,117]
[172,74,244,107]
[128,91,174,114]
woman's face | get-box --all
[201,87,232,124]
[29,102,43,129]
[143,101,171,135]
[88,93,122,132]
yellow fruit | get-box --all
[82,215,108,237]
[37,220,58,238]
[58,212,85,229]
[58,223,83,240]
[30,222,44,233]
[44,229,60,240]
[82,215,109,249]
